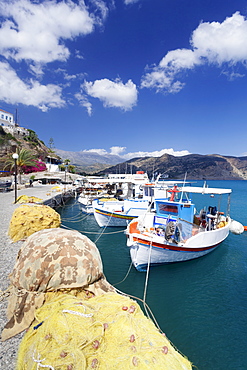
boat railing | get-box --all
[179,211,228,238]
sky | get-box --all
[0,0,247,160]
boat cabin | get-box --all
[154,199,195,240]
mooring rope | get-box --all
[94,211,114,243]
[113,259,133,286]
[143,238,153,320]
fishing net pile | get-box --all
[1,228,192,370]
[15,195,43,204]
[8,205,61,242]
[17,292,192,370]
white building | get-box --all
[0,109,14,127]
[45,156,62,173]
[0,108,28,136]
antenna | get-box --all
[15,108,18,126]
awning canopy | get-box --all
[180,186,232,195]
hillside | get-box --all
[0,126,54,172]
[1,127,247,179]
[54,148,123,174]
[95,153,247,180]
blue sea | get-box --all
[58,180,247,370]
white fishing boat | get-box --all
[126,184,244,271]
[78,192,99,214]
[78,187,112,214]
[92,179,187,227]
[92,197,151,227]
[77,174,135,214]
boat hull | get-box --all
[80,205,94,214]
[92,198,150,227]
[78,198,94,214]
[127,226,229,271]
[94,207,137,227]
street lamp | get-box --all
[12,153,19,203]
[63,163,68,191]
[65,164,68,183]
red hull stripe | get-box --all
[132,236,220,252]
[95,208,136,220]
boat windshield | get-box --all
[156,202,179,217]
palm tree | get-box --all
[64,159,71,166]
[4,148,37,184]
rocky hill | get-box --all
[54,148,122,174]
[95,153,247,180]
[0,126,54,172]
[1,127,247,179]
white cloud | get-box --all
[81,147,190,159]
[0,0,95,65]
[75,92,93,116]
[191,12,247,64]
[0,61,65,111]
[83,78,138,111]
[90,0,109,22]
[28,63,45,78]
[75,50,84,60]
[141,12,247,93]
[64,73,78,81]
[122,148,190,160]
[110,146,126,156]
[82,148,108,155]
[124,0,140,4]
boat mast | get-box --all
[179,172,187,202]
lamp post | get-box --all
[12,153,19,203]
[63,163,68,191]
[65,164,68,183]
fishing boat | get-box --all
[92,180,187,227]
[77,193,98,214]
[78,188,113,214]
[92,198,151,227]
[126,184,244,271]
[78,172,149,215]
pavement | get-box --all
[1,183,75,204]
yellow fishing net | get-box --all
[8,205,61,242]
[15,195,43,204]
[17,291,192,370]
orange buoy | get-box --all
[244,226,247,231]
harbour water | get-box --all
[58,180,247,370]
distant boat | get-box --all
[78,172,149,215]
[78,188,112,214]
[126,184,244,271]
[78,192,100,214]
